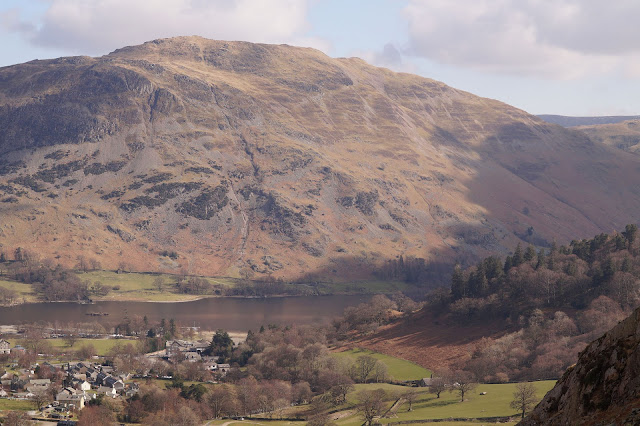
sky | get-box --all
[1,0,639,116]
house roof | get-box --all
[58,393,85,401]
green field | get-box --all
[333,381,555,425]
[0,398,34,411]
[0,278,37,303]
[0,265,410,305]
[333,348,431,382]
[80,271,408,300]
[204,379,551,425]
[78,270,238,302]
[8,338,134,357]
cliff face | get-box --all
[0,36,639,279]
[520,307,640,425]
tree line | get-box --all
[430,224,639,382]
[442,224,639,320]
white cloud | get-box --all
[403,0,640,79]
[3,0,323,55]
[351,43,420,75]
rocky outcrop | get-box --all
[520,307,640,425]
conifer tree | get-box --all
[524,245,536,262]
[536,249,546,270]
[503,256,513,273]
[451,264,466,299]
[512,243,524,267]
[624,224,638,250]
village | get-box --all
[0,335,232,423]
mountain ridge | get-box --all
[574,119,640,156]
[0,36,639,281]
[538,114,640,127]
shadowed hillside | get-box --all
[0,36,639,280]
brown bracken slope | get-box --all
[354,310,507,369]
[1,36,639,280]
[576,119,640,156]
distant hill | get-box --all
[0,36,640,281]
[575,119,640,156]
[537,115,640,127]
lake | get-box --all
[0,295,370,332]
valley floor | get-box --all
[0,268,409,305]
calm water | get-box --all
[0,295,369,332]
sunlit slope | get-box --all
[0,36,639,280]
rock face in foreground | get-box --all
[520,307,640,425]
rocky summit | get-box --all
[520,306,640,425]
[1,36,640,280]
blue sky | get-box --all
[1,0,639,116]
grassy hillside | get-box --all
[335,381,555,425]
[333,348,431,382]
[1,36,639,283]
[576,118,640,155]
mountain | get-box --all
[520,306,640,425]
[538,115,640,127]
[575,119,640,156]
[1,36,640,280]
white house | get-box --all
[97,386,117,398]
[77,381,91,392]
[0,339,10,355]
[113,380,125,392]
[56,392,85,410]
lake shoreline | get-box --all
[1,290,376,307]
[0,294,372,332]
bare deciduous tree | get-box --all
[403,388,419,411]
[154,276,165,292]
[357,388,388,426]
[4,411,30,426]
[32,391,50,411]
[351,355,378,383]
[429,376,447,398]
[207,385,234,419]
[510,382,538,419]
[64,334,77,348]
[451,370,477,402]
[372,360,389,383]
